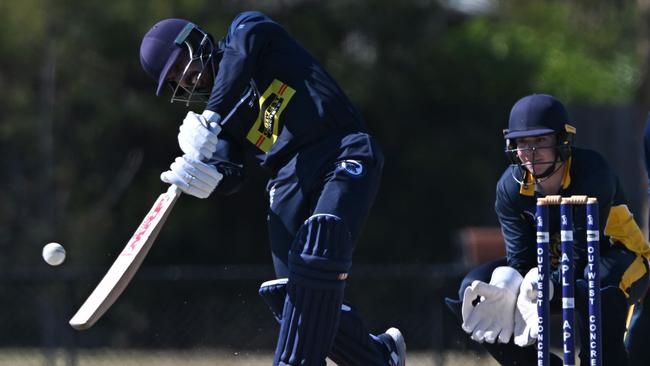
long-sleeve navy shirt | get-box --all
[494,147,648,283]
[205,11,370,191]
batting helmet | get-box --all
[139,18,218,104]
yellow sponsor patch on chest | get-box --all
[246,79,295,152]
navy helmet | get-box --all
[139,19,218,104]
[504,94,574,139]
[503,94,577,183]
[504,94,576,164]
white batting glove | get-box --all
[160,155,223,199]
[462,266,523,344]
[178,111,221,161]
[514,267,554,347]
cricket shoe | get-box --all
[378,327,406,366]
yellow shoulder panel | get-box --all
[605,205,650,258]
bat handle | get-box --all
[167,184,182,196]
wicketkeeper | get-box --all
[139,11,405,366]
[445,94,650,364]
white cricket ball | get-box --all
[42,242,66,266]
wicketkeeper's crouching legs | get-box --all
[262,214,404,366]
[574,281,628,365]
[445,253,647,365]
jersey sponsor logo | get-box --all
[246,79,295,152]
[336,160,364,177]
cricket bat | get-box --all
[69,184,181,330]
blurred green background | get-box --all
[1,0,649,364]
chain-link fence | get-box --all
[0,264,493,366]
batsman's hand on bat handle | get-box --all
[177,110,222,161]
[161,155,223,199]
[162,110,224,199]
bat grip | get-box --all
[167,184,182,196]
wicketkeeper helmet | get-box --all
[503,93,576,165]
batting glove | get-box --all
[514,267,554,347]
[462,266,523,344]
[160,155,223,199]
[178,110,221,161]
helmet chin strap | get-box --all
[531,147,570,185]
[532,156,559,180]
[509,161,558,187]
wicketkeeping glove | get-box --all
[514,267,554,347]
[177,111,221,161]
[160,155,223,199]
[462,266,523,344]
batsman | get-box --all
[445,94,650,364]
[139,11,405,366]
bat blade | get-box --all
[69,185,181,330]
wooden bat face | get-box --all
[69,185,181,330]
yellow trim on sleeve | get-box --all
[605,205,650,258]
[620,255,648,298]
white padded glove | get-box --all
[514,267,554,347]
[178,110,221,161]
[160,155,223,199]
[462,266,523,344]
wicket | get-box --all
[536,195,601,366]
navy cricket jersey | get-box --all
[495,147,649,281]
[205,11,371,187]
